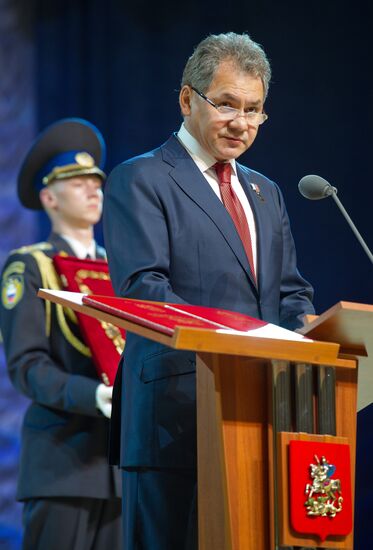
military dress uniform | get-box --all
[0,233,122,549]
[0,118,122,550]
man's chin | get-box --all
[215,148,245,161]
[214,140,248,160]
[76,215,101,228]
[87,211,102,224]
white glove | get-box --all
[95,383,113,418]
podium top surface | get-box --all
[37,289,350,368]
[300,301,373,357]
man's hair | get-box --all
[181,32,271,99]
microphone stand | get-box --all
[329,188,373,264]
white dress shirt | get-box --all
[177,123,257,274]
[60,234,96,259]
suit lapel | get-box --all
[161,135,258,292]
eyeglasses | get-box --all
[191,86,268,126]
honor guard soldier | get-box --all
[0,118,122,550]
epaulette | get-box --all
[10,242,53,255]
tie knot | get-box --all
[214,162,231,185]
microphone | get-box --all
[298,174,337,200]
[298,174,373,264]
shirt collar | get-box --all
[60,234,96,259]
[177,123,237,176]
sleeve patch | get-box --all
[1,261,25,309]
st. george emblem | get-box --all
[305,455,343,517]
[289,439,352,541]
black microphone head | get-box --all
[298,174,336,200]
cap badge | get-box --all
[75,152,95,168]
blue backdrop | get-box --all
[0,0,371,548]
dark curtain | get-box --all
[0,1,37,547]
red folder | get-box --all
[53,255,125,386]
[82,295,269,336]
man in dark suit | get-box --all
[0,119,122,549]
[104,32,314,549]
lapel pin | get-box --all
[250,183,265,201]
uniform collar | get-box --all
[59,234,96,259]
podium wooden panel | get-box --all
[38,290,370,550]
[197,353,271,550]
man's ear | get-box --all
[39,186,57,210]
[179,85,192,117]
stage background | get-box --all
[0,0,371,548]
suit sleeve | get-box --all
[103,161,187,304]
[273,184,315,329]
[0,252,101,416]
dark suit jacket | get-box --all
[0,233,121,500]
[103,134,314,469]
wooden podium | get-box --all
[38,290,373,550]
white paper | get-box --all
[217,323,312,342]
[39,289,86,305]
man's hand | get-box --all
[95,383,113,418]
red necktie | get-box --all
[214,162,256,283]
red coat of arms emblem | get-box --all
[289,440,353,541]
